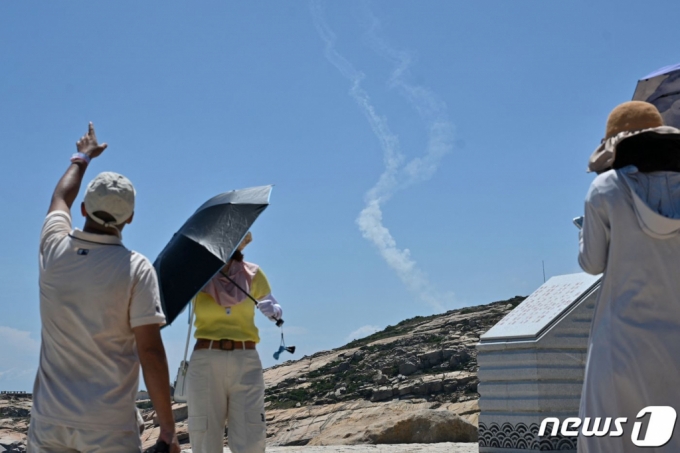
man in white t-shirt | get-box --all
[28,123,180,453]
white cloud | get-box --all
[311,1,455,310]
[0,326,40,390]
[345,325,381,343]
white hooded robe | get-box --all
[578,166,680,452]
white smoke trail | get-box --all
[311,1,455,310]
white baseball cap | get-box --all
[83,172,136,227]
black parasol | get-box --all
[154,185,272,326]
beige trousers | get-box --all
[27,417,140,453]
[187,348,266,453]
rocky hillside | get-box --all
[1,295,524,451]
[256,296,524,446]
[265,296,523,409]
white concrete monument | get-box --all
[477,273,600,452]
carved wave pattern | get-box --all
[478,422,577,450]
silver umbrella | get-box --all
[633,63,680,128]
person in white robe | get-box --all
[579,101,680,453]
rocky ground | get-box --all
[263,297,525,411]
[193,444,479,453]
[1,295,524,452]
[0,394,30,452]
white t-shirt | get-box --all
[32,211,166,432]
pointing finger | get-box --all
[88,122,98,141]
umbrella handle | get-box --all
[276,318,284,327]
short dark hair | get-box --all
[91,210,116,223]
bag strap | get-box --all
[219,270,260,306]
[219,270,284,327]
[182,298,195,363]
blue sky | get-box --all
[1,0,679,391]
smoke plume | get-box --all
[311,1,455,310]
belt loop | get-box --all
[209,340,214,350]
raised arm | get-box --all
[48,122,107,214]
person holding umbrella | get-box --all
[187,232,283,453]
[579,101,680,452]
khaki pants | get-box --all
[27,417,141,453]
[187,348,266,453]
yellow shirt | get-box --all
[194,268,272,343]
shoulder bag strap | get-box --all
[182,298,195,363]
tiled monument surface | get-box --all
[477,273,601,452]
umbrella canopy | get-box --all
[154,185,272,326]
[633,63,680,128]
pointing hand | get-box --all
[76,122,107,159]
